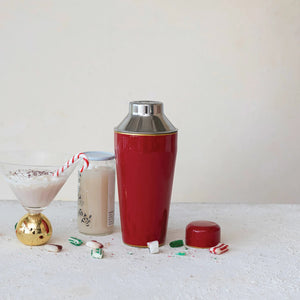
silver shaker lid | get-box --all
[115,101,177,134]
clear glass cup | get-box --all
[77,151,115,235]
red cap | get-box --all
[185,220,220,248]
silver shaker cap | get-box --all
[115,101,177,134]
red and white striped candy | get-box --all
[54,152,89,177]
[209,243,229,255]
[86,240,104,249]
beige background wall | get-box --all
[0,0,299,203]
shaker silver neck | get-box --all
[115,101,177,134]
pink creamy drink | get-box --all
[7,170,67,212]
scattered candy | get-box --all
[44,244,63,253]
[147,240,159,254]
[169,240,184,248]
[68,237,83,246]
[91,248,104,259]
[209,243,229,255]
[176,252,187,256]
[15,222,18,230]
[86,240,104,249]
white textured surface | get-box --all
[0,201,299,299]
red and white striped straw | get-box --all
[53,152,89,177]
[209,243,229,255]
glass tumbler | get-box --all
[77,151,115,235]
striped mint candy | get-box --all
[209,243,229,255]
[86,240,104,249]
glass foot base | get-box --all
[16,213,52,246]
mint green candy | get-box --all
[176,252,187,256]
[169,240,184,248]
[68,237,83,246]
[91,248,104,259]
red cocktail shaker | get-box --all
[114,101,177,247]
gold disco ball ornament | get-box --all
[0,151,81,246]
[16,213,53,246]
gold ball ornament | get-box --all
[15,213,52,246]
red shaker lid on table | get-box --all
[185,220,220,248]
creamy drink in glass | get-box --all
[78,152,115,235]
[0,151,84,246]
[7,170,67,213]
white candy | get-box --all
[44,244,63,253]
[147,240,159,254]
[86,240,103,249]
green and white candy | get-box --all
[91,248,104,259]
[68,237,83,246]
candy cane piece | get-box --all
[209,243,229,255]
[54,153,89,177]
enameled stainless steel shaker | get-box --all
[114,101,177,247]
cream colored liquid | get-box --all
[78,166,115,235]
[7,170,67,213]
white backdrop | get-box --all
[0,0,299,203]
